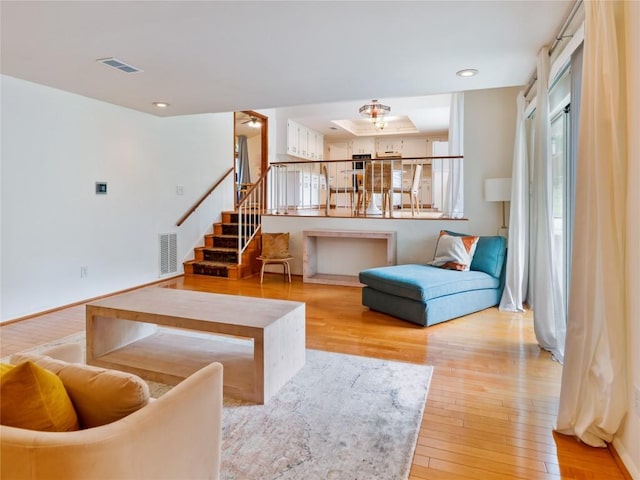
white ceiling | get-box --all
[0,1,573,138]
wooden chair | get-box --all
[258,232,293,283]
[363,161,393,216]
[321,164,357,214]
[393,164,423,215]
[258,256,293,283]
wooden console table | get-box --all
[302,229,397,287]
[86,288,305,404]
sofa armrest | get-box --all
[1,362,223,480]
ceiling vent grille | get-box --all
[97,57,143,74]
[159,233,177,276]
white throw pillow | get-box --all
[430,232,479,271]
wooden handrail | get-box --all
[176,167,234,227]
[269,155,463,166]
[237,166,271,205]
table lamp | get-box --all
[484,178,512,236]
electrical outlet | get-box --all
[176,185,184,195]
[634,385,640,417]
[80,266,88,278]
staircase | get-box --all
[183,210,262,279]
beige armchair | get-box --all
[1,344,223,480]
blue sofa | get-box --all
[359,232,507,327]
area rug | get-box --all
[8,333,432,480]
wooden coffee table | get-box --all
[86,288,305,404]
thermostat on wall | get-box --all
[95,182,107,194]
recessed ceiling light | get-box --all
[153,102,170,108]
[456,69,479,77]
[329,127,338,130]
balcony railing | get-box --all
[265,156,462,218]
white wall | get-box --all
[263,86,520,274]
[0,75,234,322]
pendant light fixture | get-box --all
[359,99,390,126]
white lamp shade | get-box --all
[484,178,512,202]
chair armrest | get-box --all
[38,343,84,363]
[1,362,223,480]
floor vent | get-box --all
[159,233,177,276]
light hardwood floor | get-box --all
[0,274,629,480]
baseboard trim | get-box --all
[611,438,638,480]
[1,274,184,326]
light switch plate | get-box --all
[95,182,107,194]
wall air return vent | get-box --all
[97,57,143,74]
[159,233,178,276]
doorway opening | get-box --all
[234,110,268,206]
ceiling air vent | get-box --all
[97,57,143,74]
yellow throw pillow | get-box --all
[262,232,291,259]
[0,361,79,432]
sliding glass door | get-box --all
[550,105,570,313]
[548,65,573,318]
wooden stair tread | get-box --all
[186,260,234,267]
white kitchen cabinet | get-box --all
[287,119,324,161]
[287,120,300,156]
[350,137,375,156]
[307,130,324,160]
[298,124,309,158]
[286,171,320,209]
[307,129,316,160]
[421,172,432,207]
[314,132,324,160]
[375,139,403,156]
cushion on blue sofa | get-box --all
[358,264,500,303]
[443,230,506,278]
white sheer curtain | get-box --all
[566,44,583,297]
[556,0,628,447]
[529,47,566,363]
[500,91,529,312]
[443,93,464,218]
